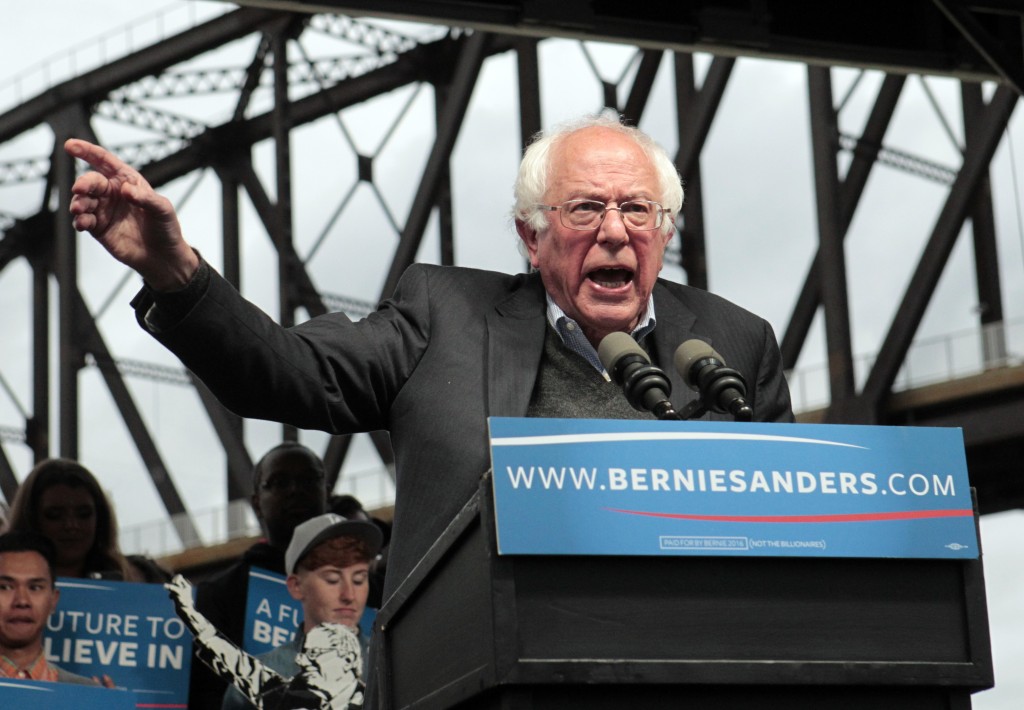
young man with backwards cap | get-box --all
[191,443,330,707]
[204,512,383,709]
[285,513,381,669]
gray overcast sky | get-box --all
[0,2,1022,707]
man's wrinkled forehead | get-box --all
[546,128,657,197]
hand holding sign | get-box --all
[48,578,192,705]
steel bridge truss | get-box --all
[0,5,1021,547]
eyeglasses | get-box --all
[537,199,668,231]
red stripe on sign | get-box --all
[604,508,974,523]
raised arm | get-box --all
[166,575,283,709]
[64,138,199,291]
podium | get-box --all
[375,422,994,710]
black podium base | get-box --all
[453,685,973,710]
[377,476,992,710]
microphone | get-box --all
[598,332,680,420]
[673,340,753,421]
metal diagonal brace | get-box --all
[780,74,905,370]
[807,66,855,411]
[0,444,19,503]
[932,0,1024,96]
[673,55,735,185]
[860,85,1018,411]
[230,158,329,318]
[231,159,395,475]
[621,50,664,124]
[189,374,255,504]
[76,288,202,548]
[382,31,491,299]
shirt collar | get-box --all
[544,294,657,378]
[0,652,58,681]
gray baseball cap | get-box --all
[285,513,383,575]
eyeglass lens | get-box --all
[562,200,661,230]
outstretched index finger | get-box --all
[64,138,131,179]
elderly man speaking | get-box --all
[65,112,792,693]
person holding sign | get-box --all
[169,576,364,710]
[190,442,330,708]
[0,531,109,686]
[163,513,381,709]
[282,513,381,654]
[5,459,169,582]
[221,512,381,709]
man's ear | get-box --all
[286,574,304,602]
[50,587,60,616]
[660,224,674,250]
[515,219,542,269]
[251,492,263,522]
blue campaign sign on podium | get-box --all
[488,418,978,559]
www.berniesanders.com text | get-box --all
[504,466,956,497]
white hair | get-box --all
[512,113,684,239]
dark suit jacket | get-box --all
[136,263,792,601]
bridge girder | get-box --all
[0,2,1020,548]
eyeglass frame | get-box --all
[536,198,670,231]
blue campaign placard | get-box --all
[488,418,978,559]
[44,579,191,708]
[244,567,377,655]
[244,567,302,655]
[0,679,137,709]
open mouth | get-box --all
[587,268,633,289]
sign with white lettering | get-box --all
[0,679,137,709]
[488,418,978,559]
[46,579,191,707]
[243,568,376,656]
[244,567,301,655]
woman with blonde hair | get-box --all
[5,458,167,582]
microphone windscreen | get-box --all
[598,332,649,372]
[673,339,724,386]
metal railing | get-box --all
[787,318,1024,413]
[120,460,396,558]
[0,1,231,111]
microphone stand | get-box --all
[652,401,682,421]
[677,399,708,421]
[597,332,681,420]
[619,360,682,420]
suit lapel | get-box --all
[485,278,708,416]
[486,274,547,417]
[650,281,707,411]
